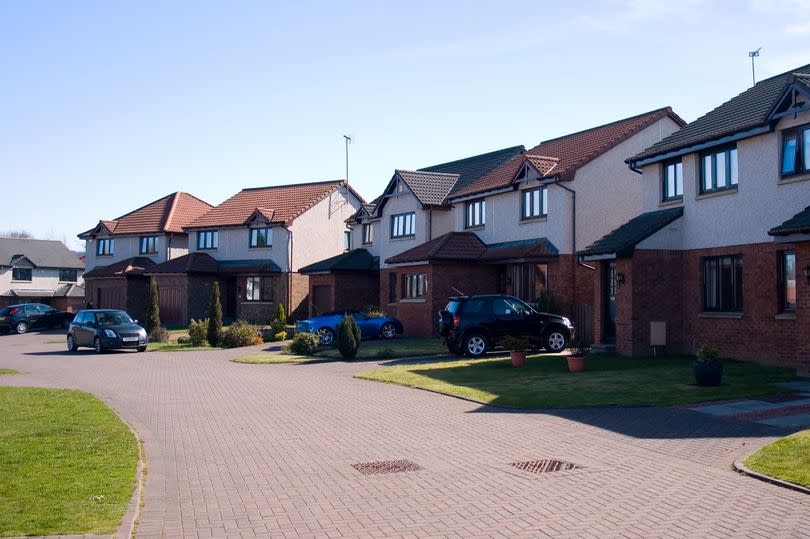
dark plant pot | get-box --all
[510,350,527,367]
[693,358,723,386]
[567,354,586,373]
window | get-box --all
[59,269,77,282]
[344,231,351,251]
[512,263,548,303]
[521,187,547,219]
[249,227,271,248]
[96,238,114,256]
[245,276,273,301]
[703,255,743,312]
[781,125,810,176]
[391,212,415,238]
[12,267,32,281]
[362,223,373,245]
[197,230,218,250]
[700,146,738,193]
[139,235,158,254]
[465,199,486,228]
[388,273,397,303]
[779,251,797,313]
[403,274,427,299]
[662,159,683,200]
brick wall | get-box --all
[289,272,309,321]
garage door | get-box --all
[312,285,331,315]
[97,287,125,310]
[159,287,184,326]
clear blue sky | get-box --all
[2,0,809,250]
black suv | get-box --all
[436,294,574,356]
[0,303,75,334]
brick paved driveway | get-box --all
[2,331,808,538]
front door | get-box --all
[603,261,617,343]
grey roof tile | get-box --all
[0,238,85,269]
[769,205,810,236]
[580,207,684,257]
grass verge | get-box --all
[0,387,138,536]
[146,342,217,352]
[355,354,797,408]
[233,337,448,364]
[232,353,327,364]
[0,369,18,375]
[745,429,810,488]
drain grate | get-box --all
[511,459,580,474]
[352,459,423,475]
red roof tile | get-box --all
[385,232,487,264]
[186,180,362,229]
[83,256,157,278]
[146,252,220,274]
[79,192,213,237]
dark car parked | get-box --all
[0,303,75,334]
[436,294,574,357]
[67,309,148,353]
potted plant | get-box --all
[567,337,590,373]
[499,336,531,367]
[694,344,723,386]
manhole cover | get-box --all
[352,459,423,475]
[511,459,579,474]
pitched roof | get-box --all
[579,207,684,257]
[420,145,525,196]
[299,249,379,274]
[769,205,810,236]
[185,180,361,229]
[480,238,559,260]
[631,64,810,164]
[385,232,487,264]
[0,238,85,269]
[79,192,213,237]
[82,256,156,278]
[395,170,460,207]
[145,253,282,275]
[449,108,684,199]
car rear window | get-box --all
[460,299,489,314]
[445,300,462,314]
[0,307,10,315]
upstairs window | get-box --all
[781,125,810,176]
[403,273,427,299]
[362,223,373,245]
[521,187,547,219]
[139,235,158,254]
[12,267,32,281]
[59,269,78,282]
[465,199,486,228]
[249,227,271,248]
[197,230,218,250]
[700,146,738,194]
[96,238,114,256]
[391,212,415,238]
[344,231,351,251]
[703,255,743,312]
[662,159,683,200]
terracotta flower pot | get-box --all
[567,354,586,373]
[510,350,527,367]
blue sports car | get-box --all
[295,311,404,346]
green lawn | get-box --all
[232,353,329,364]
[0,387,139,537]
[355,354,798,408]
[146,342,217,352]
[234,337,447,364]
[745,429,810,488]
[0,369,18,375]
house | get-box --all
[378,108,685,337]
[79,192,214,322]
[581,63,810,374]
[299,147,526,320]
[0,238,86,312]
[147,180,364,325]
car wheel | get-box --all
[67,334,78,352]
[463,332,488,357]
[137,345,147,353]
[15,321,28,334]
[446,340,463,356]
[380,323,397,339]
[317,327,335,346]
[544,329,568,353]
[93,337,103,354]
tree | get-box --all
[147,278,161,333]
[336,313,361,360]
[207,281,223,346]
[270,303,287,335]
[2,230,34,238]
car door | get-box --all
[493,297,539,340]
[351,313,374,339]
[37,305,57,327]
[76,312,95,345]
[25,304,44,328]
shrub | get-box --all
[147,278,161,333]
[148,326,170,343]
[221,320,263,348]
[336,313,361,360]
[207,282,223,346]
[176,335,191,344]
[287,332,320,356]
[188,319,208,347]
[274,331,287,341]
[363,305,385,318]
[696,344,720,362]
[532,290,557,314]
[270,304,287,335]
[374,348,394,360]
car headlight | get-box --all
[562,317,573,328]
[104,329,117,338]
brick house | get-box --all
[0,237,85,312]
[581,63,810,374]
[382,108,685,337]
[79,192,213,322]
[153,180,364,324]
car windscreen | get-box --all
[97,311,134,325]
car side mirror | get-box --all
[133,320,138,324]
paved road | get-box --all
[2,331,808,538]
